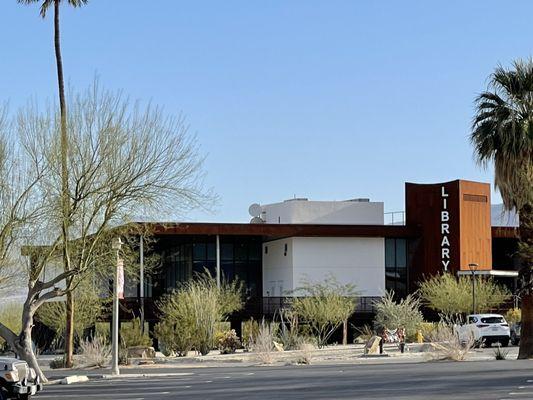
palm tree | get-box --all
[471,59,533,359]
[18,0,88,368]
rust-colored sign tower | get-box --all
[405,180,492,288]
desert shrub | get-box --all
[418,322,438,342]
[242,319,260,351]
[154,320,193,357]
[427,319,473,361]
[418,273,510,315]
[291,275,357,348]
[36,281,106,343]
[49,357,66,369]
[374,291,424,339]
[505,308,521,325]
[157,271,244,356]
[120,318,152,348]
[275,308,304,350]
[217,329,241,354]
[252,320,275,364]
[493,345,509,360]
[352,324,374,343]
[79,335,110,367]
[0,303,22,351]
[296,342,315,365]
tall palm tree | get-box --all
[471,59,533,359]
[18,0,88,368]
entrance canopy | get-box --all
[456,270,518,278]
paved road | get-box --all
[40,360,533,400]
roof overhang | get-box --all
[456,269,518,278]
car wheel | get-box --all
[501,339,509,347]
[0,388,6,400]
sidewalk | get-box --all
[43,342,515,382]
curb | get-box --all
[95,372,194,380]
[60,375,90,385]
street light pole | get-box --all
[111,237,123,376]
[468,263,479,314]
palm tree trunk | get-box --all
[517,204,533,359]
[53,0,74,369]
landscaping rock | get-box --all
[127,346,156,359]
[273,341,284,352]
[364,336,382,355]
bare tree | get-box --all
[0,84,211,381]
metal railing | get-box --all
[384,211,405,225]
[116,295,382,322]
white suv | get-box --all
[457,314,510,347]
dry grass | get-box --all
[427,322,473,361]
[297,342,316,365]
[78,335,111,368]
[252,320,275,364]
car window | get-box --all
[480,317,504,324]
[468,317,477,324]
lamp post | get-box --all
[468,263,479,314]
[111,237,123,376]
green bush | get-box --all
[242,319,259,351]
[374,291,424,339]
[154,320,193,357]
[216,329,241,354]
[291,275,357,348]
[0,303,22,351]
[120,318,152,348]
[505,308,521,325]
[418,273,510,315]
[157,271,244,356]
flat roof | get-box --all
[144,222,420,240]
[136,222,519,241]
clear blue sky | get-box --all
[2,1,532,222]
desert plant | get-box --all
[427,320,474,361]
[49,357,66,369]
[374,291,424,339]
[36,281,106,343]
[418,322,438,342]
[242,319,260,351]
[217,329,241,354]
[418,273,510,316]
[352,324,374,343]
[154,320,193,357]
[470,59,533,359]
[291,275,357,348]
[296,342,315,365]
[0,303,22,351]
[120,318,152,348]
[505,308,521,325]
[157,271,244,355]
[275,308,303,350]
[78,335,110,368]
[253,320,275,364]
[493,345,509,360]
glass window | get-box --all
[385,239,395,268]
[193,243,206,260]
[221,243,233,261]
[207,242,216,261]
[396,239,407,269]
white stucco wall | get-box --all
[261,200,384,225]
[262,237,385,297]
[262,238,294,296]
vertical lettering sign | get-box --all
[440,186,450,271]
